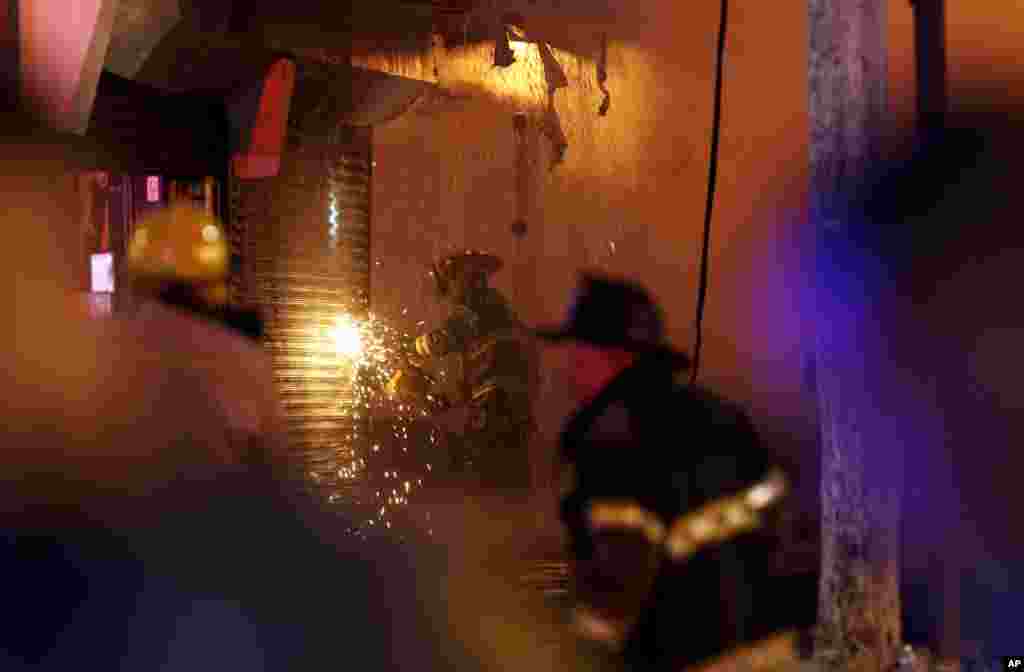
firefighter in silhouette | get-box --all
[537,274,813,672]
[388,250,537,492]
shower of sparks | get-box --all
[318,310,443,540]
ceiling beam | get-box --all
[87,70,228,175]
[18,0,120,134]
[104,0,181,80]
[351,35,439,83]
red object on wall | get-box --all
[231,58,296,179]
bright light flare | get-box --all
[329,314,363,359]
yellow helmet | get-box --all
[127,204,229,306]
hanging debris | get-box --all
[542,96,568,168]
[597,32,611,116]
[486,0,515,68]
[493,26,516,68]
[537,42,569,92]
[535,40,569,167]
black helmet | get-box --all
[431,250,502,299]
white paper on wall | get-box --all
[90,252,115,293]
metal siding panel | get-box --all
[233,125,372,509]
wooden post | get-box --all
[808,1,902,672]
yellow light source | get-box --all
[329,314,363,359]
[509,39,532,60]
[196,244,225,267]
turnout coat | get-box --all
[559,352,801,672]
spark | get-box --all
[309,309,445,537]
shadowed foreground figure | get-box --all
[0,109,493,671]
[119,203,285,462]
[0,464,468,670]
[538,275,812,672]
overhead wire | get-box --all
[689,0,730,386]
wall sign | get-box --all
[90,252,115,293]
[146,175,161,202]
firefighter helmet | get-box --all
[127,204,230,306]
[431,250,502,298]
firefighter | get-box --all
[0,110,502,672]
[121,203,284,461]
[1,165,480,670]
[388,250,537,493]
[537,274,812,672]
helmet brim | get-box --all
[442,252,503,277]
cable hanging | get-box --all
[689,0,730,386]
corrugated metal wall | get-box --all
[227,166,246,307]
[235,124,372,508]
